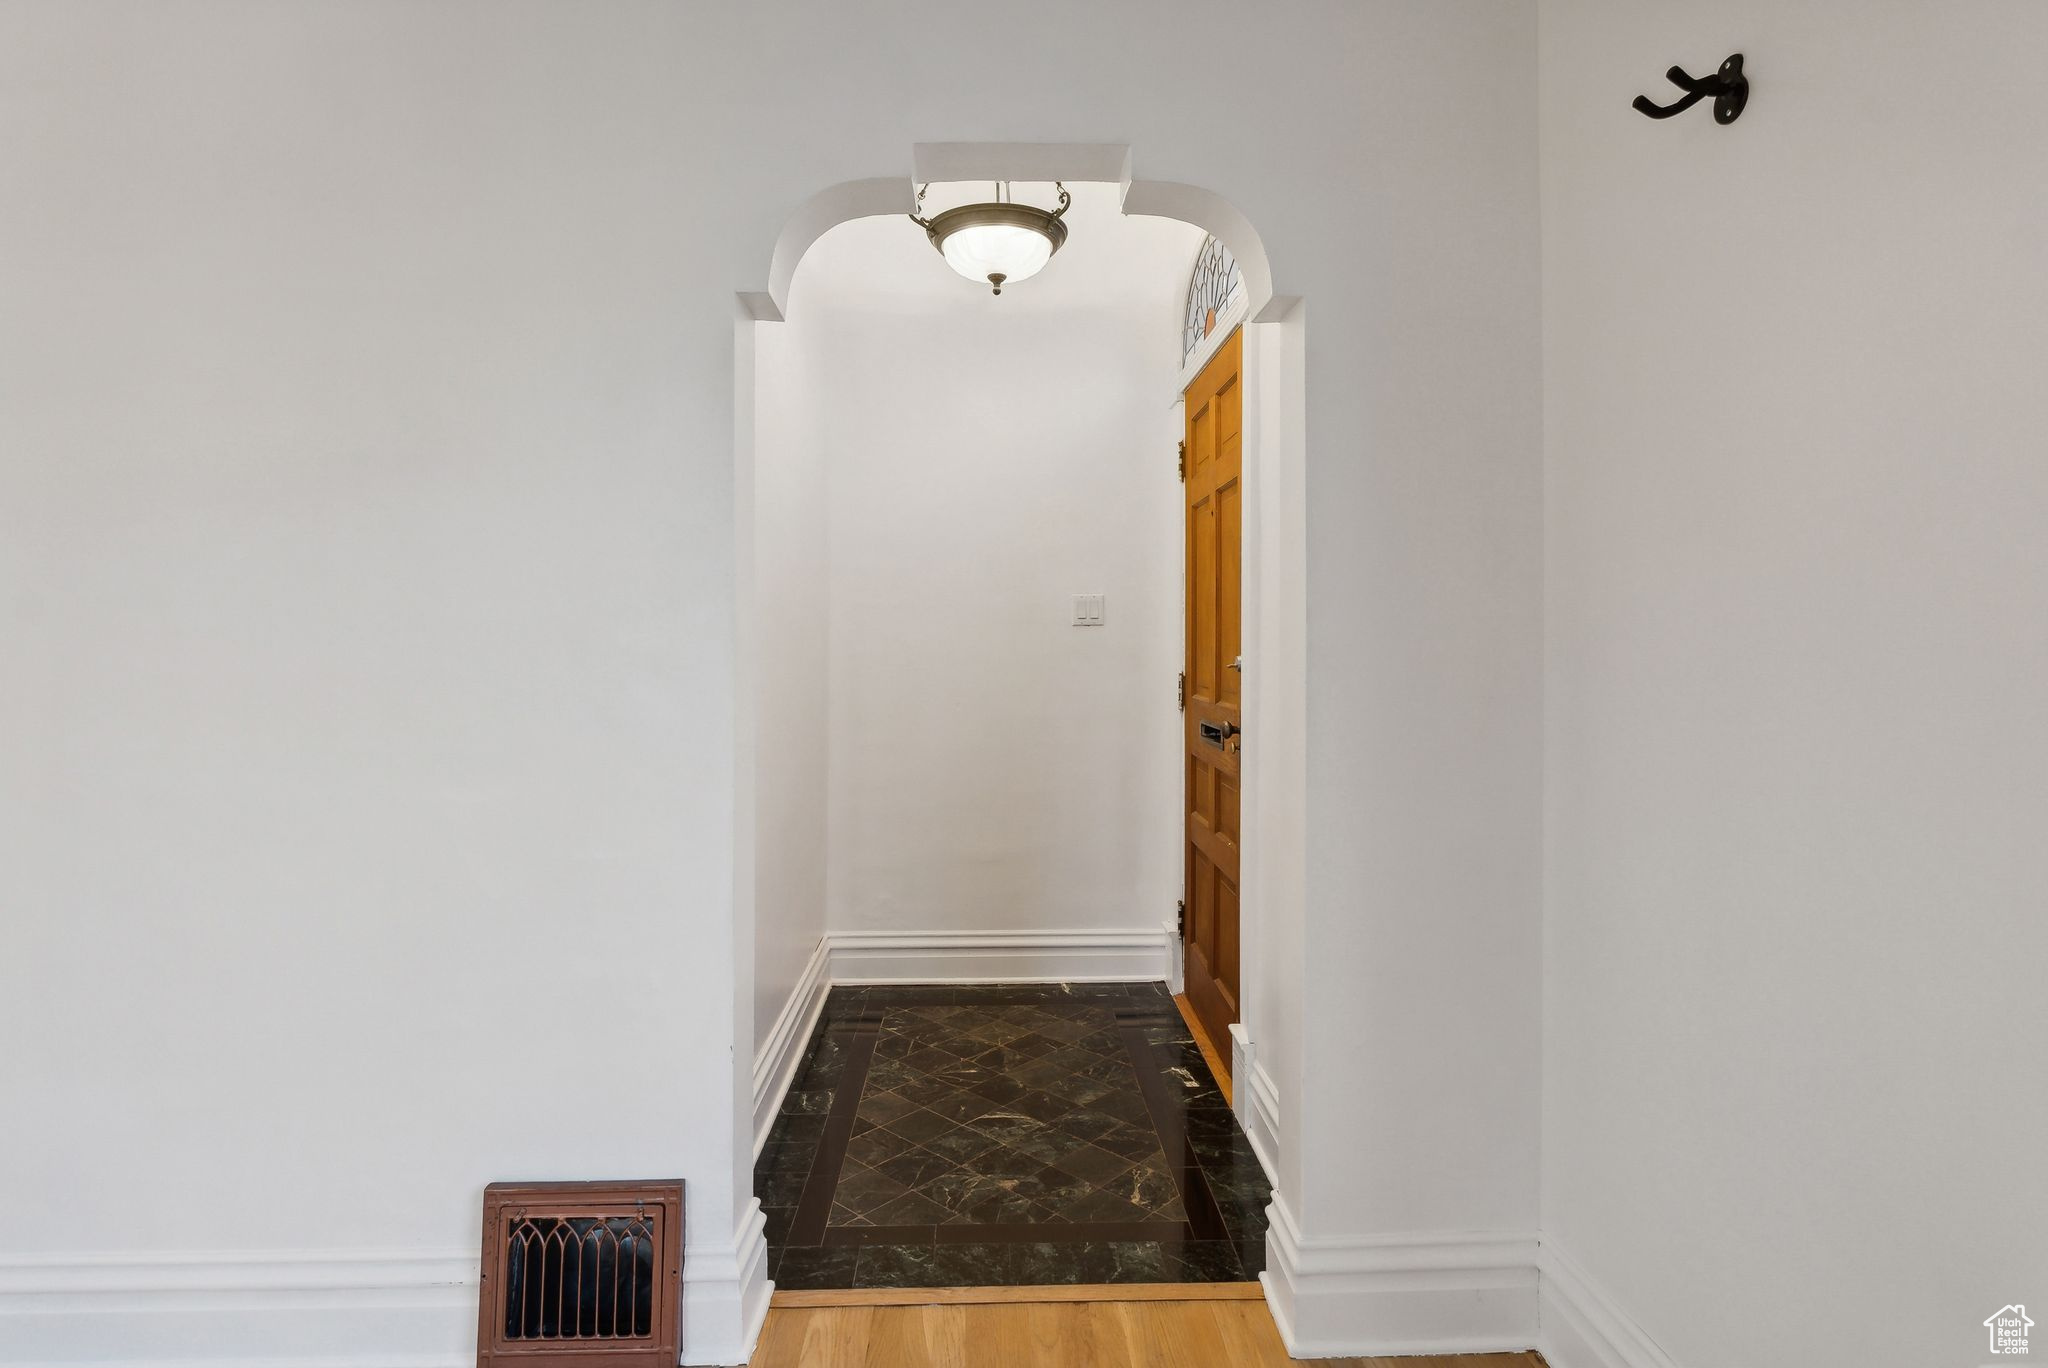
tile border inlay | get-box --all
[787,1014,882,1247]
[756,982,1273,1290]
[1112,1007,1230,1242]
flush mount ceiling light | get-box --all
[909,182,1071,296]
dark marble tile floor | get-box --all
[754,982,1273,1290]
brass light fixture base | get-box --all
[909,183,1072,295]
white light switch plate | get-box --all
[1071,593,1106,626]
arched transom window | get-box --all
[1182,234,1243,365]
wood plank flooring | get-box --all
[751,1293,1546,1368]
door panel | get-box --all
[1183,329,1242,1050]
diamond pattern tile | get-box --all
[825,1001,1177,1231]
[755,983,1268,1292]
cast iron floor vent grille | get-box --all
[503,1214,653,1339]
[477,1181,683,1368]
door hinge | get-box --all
[1176,899,1186,937]
[1176,671,1186,711]
[1177,440,1186,482]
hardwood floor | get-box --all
[751,1292,1546,1368]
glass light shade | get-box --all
[941,222,1054,286]
[921,202,1068,294]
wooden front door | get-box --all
[1182,328,1242,1050]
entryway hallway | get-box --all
[757,983,1269,1291]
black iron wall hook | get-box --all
[1633,53,1748,124]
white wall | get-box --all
[2,2,1547,1363]
[746,318,829,1050]
[1539,4,2048,1366]
[760,187,1199,957]
[1242,307,1309,1201]
[1279,1,1545,1348]
[0,5,757,1362]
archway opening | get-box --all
[733,153,1307,1309]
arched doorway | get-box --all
[729,145,1308,1329]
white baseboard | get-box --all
[0,1207,773,1368]
[1164,918,1184,994]
[0,1249,477,1367]
[1258,1195,1539,1358]
[1227,1023,1280,1185]
[826,927,1172,985]
[680,1200,772,1367]
[1538,1241,1681,1368]
[752,936,832,1157]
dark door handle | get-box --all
[1198,720,1242,746]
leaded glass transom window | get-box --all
[1182,234,1242,365]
